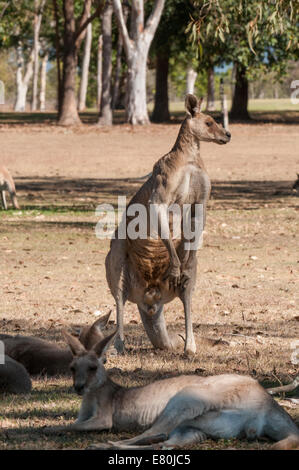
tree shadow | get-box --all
[1,109,299,126]
[9,176,297,213]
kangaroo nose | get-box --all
[226,131,231,138]
[75,384,84,395]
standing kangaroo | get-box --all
[0,312,111,376]
[0,165,19,210]
[0,355,32,394]
[48,330,299,450]
[106,94,231,355]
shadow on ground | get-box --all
[1,109,299,126]
[7,176,297,212]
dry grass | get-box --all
[0,121,298,449]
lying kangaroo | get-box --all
[106,94,231,355]
[0,311,111,376]
[0,165,19,210]
[293,173,299,191]
[49,330,299,450]
[0,355,32,394]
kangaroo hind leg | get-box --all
[138,304,175,350]
[111,385,209,447]
[264,401,299,450]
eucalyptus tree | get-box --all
[150,0,195,122]
[55,0,106,126]
[112,0,165,125]
[0,1,45,111]
[190,0,299,120]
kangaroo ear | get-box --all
[78,311,112,350]
[185,94,202,117]
[92,329,118,359]
[63,330,87,357]
[92,310,112,330]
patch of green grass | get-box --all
[0,208,95,217]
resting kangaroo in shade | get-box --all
[0,165,19,210]
[0,312,111,376]
[0,355,32,394]
[48,330,299,451]
[105,94,231,355]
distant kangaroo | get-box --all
[0,355,32,394]
[0,165,19,210]
[0,312,111,376]
[47,330,299,451]
[293,173,299,191]
[106,94,231,355]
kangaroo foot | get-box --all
[87,442,114,450]
[114,335,125,355]
[184,337,196,356]
[272,434,299,450]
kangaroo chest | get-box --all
[173,164,210,205]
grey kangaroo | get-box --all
[0,165,19,210]
[0,355,32,394]
[47,330,299,450]
[106,94,231,355]
[0,311,111,376]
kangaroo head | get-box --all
[64,329,117,396]
[185,94,231,145]
[78,310,112,350]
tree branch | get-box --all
[75,0,106,45]
[112,0,132,58]
[0,1,9,20]
[144,0,165,41]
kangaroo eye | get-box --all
[206,121,212,127]
[70,366,75,373]
[89,366,97,371]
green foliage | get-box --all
[190,0,299,78]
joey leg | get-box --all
[138,305,174,350]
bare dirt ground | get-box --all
[0,120,298,450]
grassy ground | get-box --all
[0,115,298,450]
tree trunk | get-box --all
[230,63,250,120]
[112,5,128,110]
[112,31,124,111]
[126,48,149,125]
[97,34,103,108]
[98,2,113,125]
[78,21,92,111]
[31,16,40,111]
[151,50,170,122]
[186,67,197,95]
[58,0,81,126]
[52,0,63,114]
[113,0,165,125]
[39,51,48,111]
[59,42,81,126]
[14,45,34,112]
[206,66,215,111]
[112,37,122,111]
[32,0,46,111]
